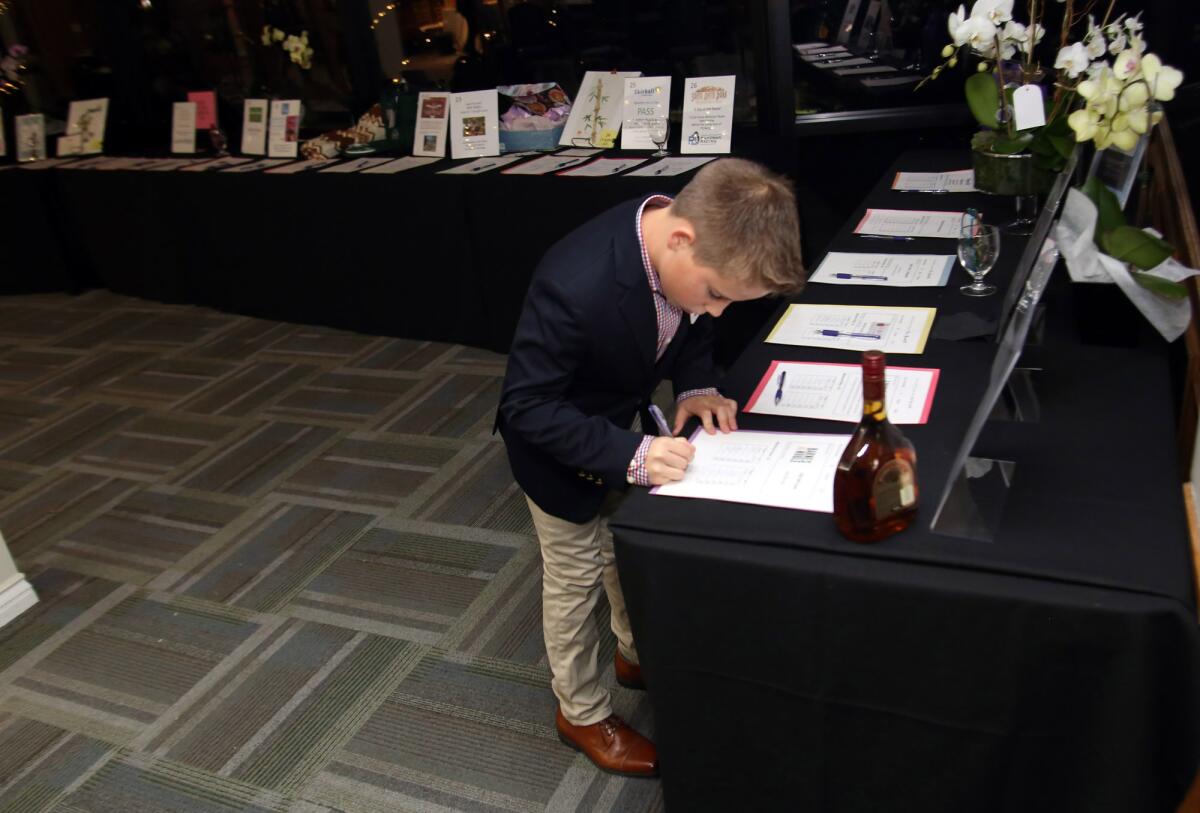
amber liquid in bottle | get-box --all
[833,350,918,542]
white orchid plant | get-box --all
[922,0,1183,170]
[260,25,313,70]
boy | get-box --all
[497,158,805,776]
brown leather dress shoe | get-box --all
[555,707,659,777]
[614,650,646,690]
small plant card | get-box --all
[171,102,198,153]
[558,70,640,148]
[242,99,268,155]
[414,91,451,157]
[680,75,735,155]
[187,90,218,129]
[65,98,109,154]
[1012,85,1046,131]
[620,76,671,151]
[267,99,301,158]
[449,89,499,159]
[15,114,45,162]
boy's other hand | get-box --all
[674,394,739,435]
[646,436,695,485]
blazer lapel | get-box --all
[613,201,657,373]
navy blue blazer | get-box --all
[498,196,718,523]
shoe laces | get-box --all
[599,715,625,739]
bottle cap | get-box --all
[862,349,886,380]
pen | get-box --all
[834,273,889,280]
[648,404,672,437]
[858,234,916,241]
[471,163,497,172]
[817,329,882,339]
[653,166,667,175]
[895,188,949,194]
[774,371,786,405]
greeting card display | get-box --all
[64,98,109,154]
[558,70,640,148]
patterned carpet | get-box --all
[0,291,662,813]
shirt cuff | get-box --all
[676,387,719,403]
[626,435,655,486]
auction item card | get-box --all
[449,89,499,159]
[268,99,302,158]
[187,90,218,129]
[413,91,450,157]
[171,102,197,153]
[680,75,735,155]
[620,76,671,151]
[65,98,109,154]
[242,99,268,155]
[15,114,46,162]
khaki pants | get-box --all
[525,494,639,726]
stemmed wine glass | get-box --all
[957,219,1000,297]
[648,118,670,157]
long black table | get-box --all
[611,149,1200,811]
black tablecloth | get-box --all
[0,166,76,295]
[610,149,1200,811]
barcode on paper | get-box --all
[790,447,818,464]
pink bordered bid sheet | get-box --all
[745,360,939,424]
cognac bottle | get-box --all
[833,350,918,542]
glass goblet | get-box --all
[957,223,1000,297]
[648,119,670,157]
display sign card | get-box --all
[625,156,717,177]
[854,208,966,238]
[559,70,641,147]
[857,0,882,49]
[809,252,955,287]
[242,99,268,155]
[171,102,197,154]
[0,106,6,158]
[267,99,302,158]
[620,76,671,151]
[746,360,939,424]
[413,91,451,157]
[15,114,46,162]
[56,135,83,157]
[837,0,863,43]
[187,90,218,129]
[65,98,109,154]
[766,303,937,354]
[680,75,735,155]
[449,89,499,159]
[652,429,851,514]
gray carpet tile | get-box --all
[0,292,663,812]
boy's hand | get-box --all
[674,394,739,435]
[646,436,695,485]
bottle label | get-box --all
[873,459,916,519]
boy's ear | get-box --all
[668,223,696,251]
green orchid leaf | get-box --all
[1082,176,1127,233]
[989,133,1034,154]
[1100,225,1175,270]
[1130,270,1189,300]
[1048,133,1073,159]
[965,72,1000,130]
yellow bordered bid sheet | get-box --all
[765,304,936,354]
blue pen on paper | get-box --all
[471,163,497,173]
[817,329,882,339]
[774,371,786,405]
[834,273,888,280]
[858,234,915,241]
[647,404,672,437]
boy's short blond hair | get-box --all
[671,158,805,295]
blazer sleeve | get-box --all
[499,274,643,483]
[669,314,719,397]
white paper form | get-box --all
[361,156,441,174]
[891,170,974,192]
[317,157,393,173]
[814,57,874,68]
[171,102,197,154]
[652,430,851,513]
[437,154,529,174]
[180,156,253,172]
[555,148,602,157]
[809,253,955,287]
[220,158,295,173]
[264,158,337,174]
[745,360,940,424]
[625,156,717,177]
[558,157,648,176]
[854,208,965,238]
[834,65,898,76]
[798,47,849,60]
[680,75,735,155]
[91,157,152,170]
[765,304,936,354]
[793,42,835,52]
[501,154,591,175]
